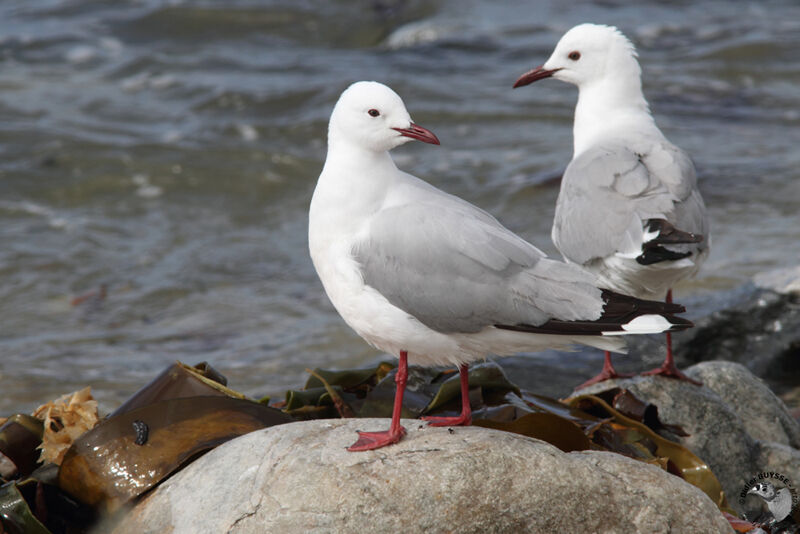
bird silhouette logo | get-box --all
[748,481,793,523]
[740,473,799,530]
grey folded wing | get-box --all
[553,141,708,266]
[353,201,605,334]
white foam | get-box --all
[66,45,95,64]
[136,185,162,198]
[385,21,449,49]
[236,123,259,142]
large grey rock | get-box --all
[756,441,800,484]
[690,361,800,448]
[578,361,800,513]
[111,419,731,534]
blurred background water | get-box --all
[1,0,799,414]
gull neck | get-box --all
[573,77,656,156]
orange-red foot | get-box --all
[575,369,634,391]
[421,413,472,427]
[641,363,702,385]
[347,427,407,451]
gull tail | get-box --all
[637,219,704,266]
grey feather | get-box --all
[353,177,605,334]
[770,487,793,522]
[552,139,709,266]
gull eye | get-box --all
[368,109,380,117]
[568,51,581,61]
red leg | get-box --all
[641,290,702,385]
[422,364,472,426]
[574,351,634,390]
[347,351,409,451]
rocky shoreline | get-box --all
[106,360,798,533]
[1,276,798,533]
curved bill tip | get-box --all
[392,123,440,145]
[513,66,560,88]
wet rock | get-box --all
[675,289,800,384]
[578,361,800,513]
[111,419,731,534]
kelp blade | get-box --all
[474,412,592,452]
[0,481,51,534]
[0,415,44,478]
[110,361,244,418]
[567,394,730,511]
[58,396,292,513]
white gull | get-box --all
[514,23,709,388]
[309,80,692,450]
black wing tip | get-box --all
[599,289,694,331]
[644,219,704,245]
[637,219,704,266]
[493,290,693,337]
[663,314,694,331]
[600,289,686,315]
[636,247,693,265]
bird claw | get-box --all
[421,414,472,427]
[640,364,702,385]
[347,427,407,451]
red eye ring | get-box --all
[368,109,380,117]
[568,51,581,61]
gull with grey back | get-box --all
[309,81,693,451]
[514,23,709,388]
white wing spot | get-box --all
[602,314,672,335]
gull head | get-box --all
[328,81,439,152]
[748,482,777,501]
[514,23,641,89]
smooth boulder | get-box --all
[111,418,732,534]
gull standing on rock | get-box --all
[309,81,693,451]
[513,23,709,388]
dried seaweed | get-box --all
[32,388,99,466]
